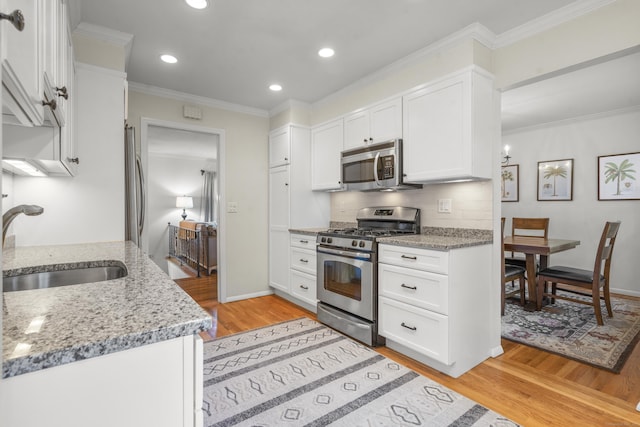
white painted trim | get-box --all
[139,118,228,303]
[494,0,618,48]
[73,22,134,69]
[75,62,127,79]
[502,104,640,136]
[269,99,312,118]
[490,345,505,358]
[225,290,274,302]
[611,288,640,298]
[129,82,269,118]
[312,23,497,111]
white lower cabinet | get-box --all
[284,233,318,310]
[378,242,492,378]
[0,335,203,427]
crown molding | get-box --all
[502,104,640,135]
[128,82,269,118]
[269,99,312,117]
[76,62,127,79]
[313,23,497,110]
[74,22,134,69]
[494,0,618,48]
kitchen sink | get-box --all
[3,264,128,292]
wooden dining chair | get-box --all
[536,221,621,325]
[501,218,526,315]
[505,217,550,269]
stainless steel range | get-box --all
[316,206,420,346]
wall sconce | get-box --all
[176,196,193,220]
[502,145,511,165]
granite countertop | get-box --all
[288,227,328,236]
[379,227,493,250]
[2,241,212,379]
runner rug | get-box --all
[502,292,640,373]
[202,317,518,427]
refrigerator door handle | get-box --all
[136,154,145,236]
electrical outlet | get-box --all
[438,199,452,213]
[227,202,238,213]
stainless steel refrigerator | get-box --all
[124,123,145,247]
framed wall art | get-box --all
[501,164,519,202]
[537,159,573,201]
[598,151,639,200]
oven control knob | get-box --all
[351,240,358,247]
[359,241,365,248]
[327,237,332,244]
[320,237,326,243]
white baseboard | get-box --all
[225,289,274,302]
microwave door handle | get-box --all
[373,152,382,186]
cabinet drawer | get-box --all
[379,244,449,274]
[379,296,450,365]
[290,234,316,250]
[290,247,316,275]
[290,269,317,306]
[379,263,448,315]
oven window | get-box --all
[323,260,362,301]
[343,159,375,184]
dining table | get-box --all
[503,236,581,310]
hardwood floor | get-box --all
[176,274,640,426]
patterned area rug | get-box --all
[203,318,518,426]
[502,292,640,372]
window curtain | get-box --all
[200,171,216,224]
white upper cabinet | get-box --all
[1,0,45,125]
[311,118,344,191]
[269,125,290,168]
[402,68,494,183]
[343,97,401,150]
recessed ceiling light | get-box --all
[160,54,178,64]
[185,0,208,9]
[269,84,282,92]
[318,47,335,58]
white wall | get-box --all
[7,64,125,246]
[128,90,270,301]
[147,153,211,273]
[502,108,640,296]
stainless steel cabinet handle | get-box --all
[0,10,24,31]
[299,258,308,263]
[67,157,79,164]
[299,285,309,290]
[56,86,68,100]
[401,254,417,260]
[42,99,57,110]
[401,322,417,331]
[401,284,417,290]
[299,239,308,244]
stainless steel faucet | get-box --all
[2,205,44,246]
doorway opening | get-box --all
[140,118,226,302]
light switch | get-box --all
[227,202,238,213]
[438,199,452,213]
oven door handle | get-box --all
[317,246,372,261]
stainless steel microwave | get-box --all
[340,139,422,191]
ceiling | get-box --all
[73,0,640,130]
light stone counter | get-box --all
[288,227,328,236]
[379,227,493,250]
[2,241,212,378]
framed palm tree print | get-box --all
[537,159,573,201]
[598,152,639,200]
[501,164,519,202]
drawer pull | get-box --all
[401,322,417,331]
[299,285,309,290]
[299,239,309,244]
[401,254,417,260]
[401,284,417,290]
[299,258,309,263]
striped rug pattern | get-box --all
[202,318,517,426]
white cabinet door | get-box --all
[290,269,317,306]
[269,229,290,292]
[343,110,370,150]
[269,165,289,228]
[402,69,493,183]
[369,97,402,143]
[269,125,290,167]
[343,98,401,150]
[311,118,343,191]
[1,0,45,125]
